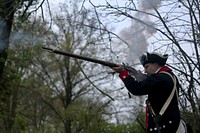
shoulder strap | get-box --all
[158,71,177,116]
[148,71,178,117]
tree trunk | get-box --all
[0,1,15,133]
[64,120,72,133]
[0,0,15,76]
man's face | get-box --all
[144,63,159,76]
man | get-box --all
[112,52,185,133]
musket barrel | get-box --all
[42,47,117,67]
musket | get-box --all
[41,47,138,74]
[42,47,143,100]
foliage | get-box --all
[0,1,124,133]
[104,123,145,133]
[0,0,165,133]
[0,46,36,132]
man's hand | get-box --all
[111,64,147,81]
[111,64,125,73]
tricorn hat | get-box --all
[139,52,168,66]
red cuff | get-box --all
[119,70,129,81]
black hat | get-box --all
[139,52,168,66]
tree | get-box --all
[0,0,51,131]
[2,8,115,131]
[0,45,37,132]
[85,0,200,132]
[0,0,46,77]
[9,1,115,132]
[0,0,15,76]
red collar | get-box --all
[158,66,172,73]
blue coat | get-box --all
[121,67,180,133]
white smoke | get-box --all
[118,0,160,64]
[10,31,43,47]
[141,0,161,10]
[1,17,42,51]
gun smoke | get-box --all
[10,31,42,47]
[0,21,42,51]
[118,0,160,64]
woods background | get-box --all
[0,0,199,133]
